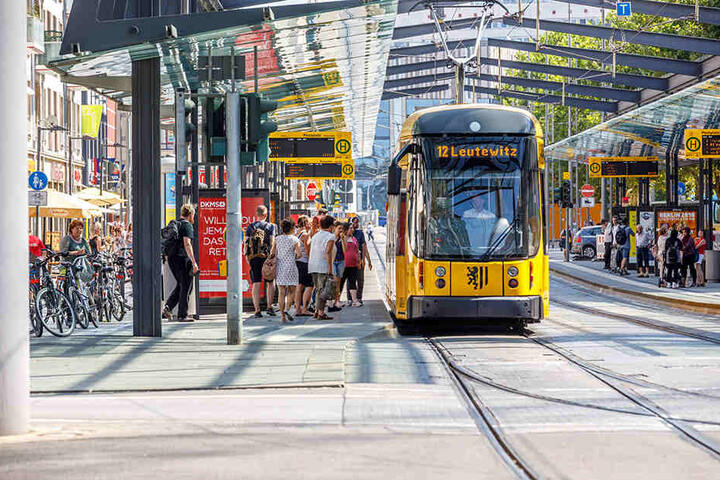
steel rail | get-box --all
[426,337,540,480]
[525,332,720,461]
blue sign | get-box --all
[617,2,632,16]
[677,181,686,196]
[28,171,48,191]
[165,173,176,207]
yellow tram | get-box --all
[385,104,549,333]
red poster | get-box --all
[198,191,271,300]
[198,197,227,299]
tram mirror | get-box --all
[388,163,402,195]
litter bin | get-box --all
[162,260,197,317]
[705,250,720,283]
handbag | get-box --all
[318,275,337,301]
[262,252,277,281]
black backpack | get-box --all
[615,227,627,246]
[666,241,680,264]
[161,219,181,257]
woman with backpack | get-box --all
[680,227,698,288]
[664,229,682,289]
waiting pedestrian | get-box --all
[654,226,669,287]
[680,227,698,288]
[60,219,91,257]
[294,215,314,317]
[635,224,652,278]
[614,220,634,276]
[560,228,567,252]
[162,204,199,322]
[28,229,46,262]
[271,219,303,323]
[245,205,276,318]
[602,217,616,270]
[347,216,372,304]
[111,224,127,253]
[89,222,104,254]
[341,223,363,307]
[308,215,336,320]
[125,223,133,249]
[695,231,707,287]
[664,229,682,289]
[330,222,348,311]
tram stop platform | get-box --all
[29,277,396,394]
[549,250,720,314]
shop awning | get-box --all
[76,187,124,207]
[29,190,105,219]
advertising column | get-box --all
[198,190,270,303]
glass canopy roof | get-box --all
[545,74,720,166]
[50,0,398,158]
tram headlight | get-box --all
[508,278,519,288]
[435,278,446,289]
[435,266,446,277]
[507,266,519,277]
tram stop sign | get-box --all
[581,184,595,198]
[306,181,318,202]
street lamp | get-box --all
[67,134,93,193]
[35,120,67,233]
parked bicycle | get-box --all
[33,250,76,337]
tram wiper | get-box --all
[478,217,520,262]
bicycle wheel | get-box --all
[29,287,43,337]
[85,288,100,328]
[70,288,90,329]
[110,291,126,322]
[36,287,76,337]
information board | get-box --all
[588,156,658,178]
[684,129,720,159]
[285,160,355,180]
[269,131,352,163]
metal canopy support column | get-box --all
[0,0,29,436]
[190,99,200,316]
[700,158,713,248]
[132,57,162,337]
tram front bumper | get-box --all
[408,296,542,321]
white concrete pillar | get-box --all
[0,0,30,435]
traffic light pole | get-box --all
[226,91,242,345]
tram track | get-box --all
[426,337,540,480]
[552,295,720,347]
[522,331,720,462]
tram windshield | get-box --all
[414,136,541,260]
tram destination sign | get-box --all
[269,131,352,163]
[588,156,659,178]
[684,129,720,159]
[284,160,355,180]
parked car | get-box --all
[571,226,603,259]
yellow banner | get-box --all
[81,105,103,138]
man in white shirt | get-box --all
[603,217,617,270]
[462,195,497,250]
[308,215,337,320]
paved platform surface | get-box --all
[30,273,391,394]
[550,250,720,312]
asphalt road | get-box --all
[3,235,720,479]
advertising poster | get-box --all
[165,173,176,225]
[657,210,697,232]
[639,211,655,265]
[629,210,637,264]
[198,189,270,301]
